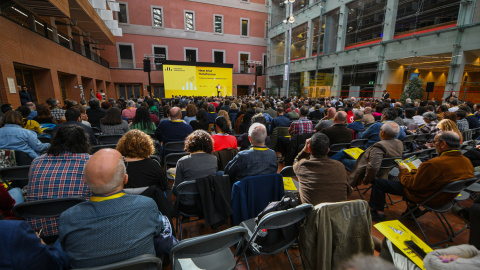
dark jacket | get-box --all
[212,148,239,172]
[308,110,323,120]
[86,108,106,129]
[285,133,313,166]
[320,124,353,146]
[196,175,232,228]
[53,121,98,145]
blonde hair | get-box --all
[218,110,231,127]
[437,119,463,141]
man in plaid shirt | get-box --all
[49,98,65,121]
[26,125,91,239]
[413,112,440,138]
[289,106,313,135]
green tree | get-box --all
[290,81,301,97]
[400,76,425,104]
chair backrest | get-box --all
[442,177,478,193]
[414,133,430,143]
[0,165,30,182]
[176,180,199,196]
[164,141,185,153]
[165,152,189,169]
[279,166,296,178]
[97,134,123,145]
[329,143,351,152]
[380,157,401,170]
[403,134,416,143]
[91,126,101,135]
[150,155,161,164]
[12,197,85,218]
[350,139,368,148]
[71,254,162,270]
[38,136,51,143]
[256,203,313,231]
[147,133,156,140]
[91,144,117,153]
[462,129,473,141]
[170,226,247,268]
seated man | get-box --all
[360,107,406,148]
[270,106,290,131]
[289,106,313,136]
[293,133,351,206]
[59,149,177,268]
[347,110,365,132]
[224,123,277,181]
[206,104,218,124]
[348,122,404,187]
[315,107,336,130]
[155,106,193,144]
[85,98,106,129]
[319,111,353,146]
[308,104,323,120]
[369,131,474,222]
[53,108,97,145]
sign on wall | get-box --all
[163,64,233,97]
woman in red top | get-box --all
[211,116,237,151]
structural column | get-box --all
[50,17,59,43]
[332,66,342,97]
[336,4,348,52]
[382,0,399,41]
[445,51,466,99]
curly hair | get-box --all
[184,130,213,154]
[437,119,463,141]
[116,130,155,159]
[48,125,90,155]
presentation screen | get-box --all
[163,64,233,97]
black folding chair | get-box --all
[279,166,296,178]
[97,134,123,145]
[174,180,202,240]
[71,254,162,270]
[12,197,85,218]
[400,177,478,247]
[38,137,51,143]
[235,204,313,270]
[170,227,247,270]
[163,141,186,164]
[350,139,368,149]
[164,152,189,182]
[91,144,117,153]
[327,143,351,157]
[403,134,417,153]
[0,165,30,189]
[414,133,430,145]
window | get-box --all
[185,48,198,62]
[185,11,195,31]
[214,15,223,34]
[213,50,225,64]
[241,18,249,36]
[117,3,128,24]
[118,43,134,69]
[153,46,167,70]
[239,52,250,73]
[152,6,163,27]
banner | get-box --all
[163,64,233,97]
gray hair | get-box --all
[255,108,262,114]
[354,111,364,120]
[406,98,412,103]
[126,100,135,107]
[248,123,267,144]
[380,121,399,139]
[438,131,461,149]
[422,111,437,121]
[84,159,126,195]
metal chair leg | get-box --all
[356,187,364,200]
[179,216,183,240]
[244,254,250,270]
[285,249,294,270]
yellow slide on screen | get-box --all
[164,65,233,97]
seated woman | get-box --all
[17,106,42,134]
[174,130,217,215]
[184,104,197,124]
[72,105,91,127]
[0,111,49,160]
[26,125,91,240]
[211,116,237,151]
[33,104,57,125]
[130,106,156,134]
[116,130,167,190]
[99,107,130,135]
[218,110,233,131]
[189,108,209,132]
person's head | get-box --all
[450,99,458,106]
[277,107,285,115]
[126,100,135,108]
[48,125,90,155]
[83,149,127,195]
[240,103,247,112]
[456,110,467,120]
[101,107,123,125]
[337,255,397,270]
[381,107,398,121]
[353,111,364,121]
[443,111,458,123]
[16,106,31,118]
[230,103,238,110]
[71,105,87,121]
[437,104,448,113]
[186,104,197,117]
[0,110,23,127]
[215,116,230,134]
[299,106,309,117]
[251,114,267,126]
[309,133,330,158]
[326,107,336,118]
[1,103,12,114]
[406,98,412,103]
[433,131,461,154]
[334,111,347,124]
[437,119,462,140]
[422,111,437,123]
[248,123,267,145]
[26,102,36,111]
[22,85,28,91]
[196,108,207,123]
[88,98,100,109]
[218,110,231,125]
[116,130,154,159]
[207,104,215,113]
[184,130,214,154]
[379,121,399,140]
[132,106,153,126]
[65,108,81,122]
[170,107,182,120]
[363,107,372,114]
[101,101,112,110]
[35,103,52,119]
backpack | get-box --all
[252,194,300,253]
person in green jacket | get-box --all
[130,106,156,134]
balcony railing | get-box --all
[1,1,109,68]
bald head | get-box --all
[327,107,336,118]
[334,111,347,123]
[83,149,127,195]
[170,107,182,119]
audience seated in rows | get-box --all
[347,110,365,132]
[319,111,353,146]
[0,110,49,159]
[86,98,106,129]
[293,133,350,206]
[116,130,167,190]
[53,108,97,146]
[100,107,130,135]
[59,149,177,268]
[155,107,193,144]
[361,107,406,148]
[130,106,156,134]
[211,116,237,151]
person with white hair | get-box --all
[224,123,277,181]
[121,100,137,119]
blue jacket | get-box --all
[224,146,278,181]
[0,220,67,270]
[347,120,365,132]
[155,120,193,144]
[0,124,49,158]
[360,121,406,148]
[271,114,291,131]
[207,112,218,124]
[231,173,285,225]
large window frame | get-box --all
[239,52,251,73]
[184,10,195,31]
[116,42,135,69]
[151,5,164,28]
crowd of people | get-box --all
[1,92,480,269]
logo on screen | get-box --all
[165,67,172,71]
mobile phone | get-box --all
[405,240,427,259]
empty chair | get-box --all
[164,152,189,181]
[163,141,186,158]
[236,204,313,270]
[174,180,202,240]
[328,143,351,157]
[70,254,162,270]
[0,165,30,189]
[97,134,123,145]
[170,226,247,270]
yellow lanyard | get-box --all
[90,192,125,202]
[440,150,460,156]
[252,147,268,151]
[171,120,183,122]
